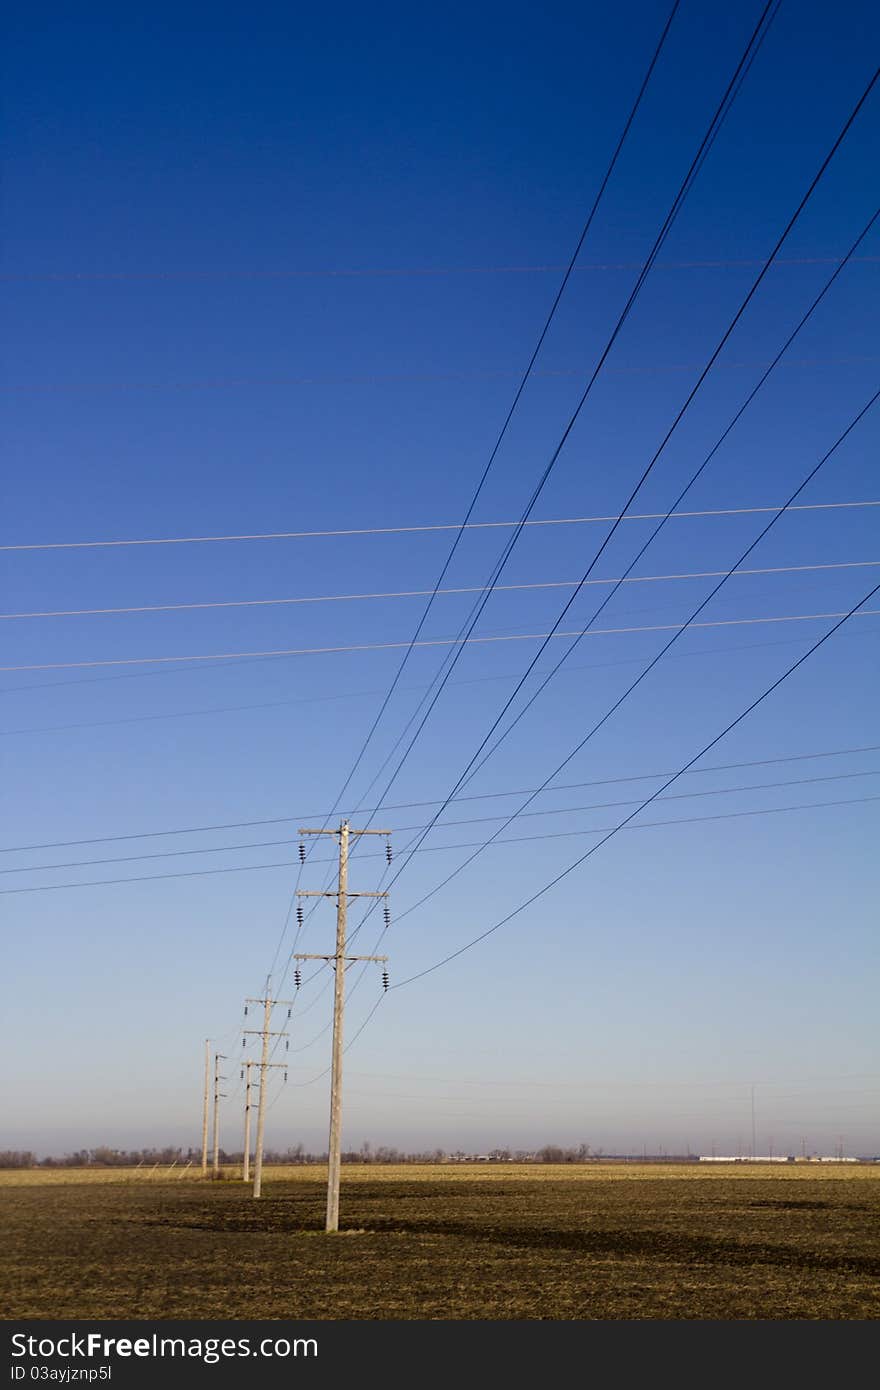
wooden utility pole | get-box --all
[244,995,294,1198]
[201,1038,211,1175]
[211,1052,227,1178]
[296,819,391,1232]
[241,1057,287,1183]
[243,1059,254,1184]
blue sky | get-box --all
[1,0,878,1158]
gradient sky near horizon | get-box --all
[2,0,879,1158]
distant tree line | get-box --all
[0,1142,693,1169]
[1,1143,597,1168]
[0,1147,198,1169]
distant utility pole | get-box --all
[243,994,294,1199]
[241,1056,287,1184]
[242,1058,255,1184]
[201,1039,211,1175]
[212,1053,227,1178]
[750,1084,757,1159]
[295,819,391,1233]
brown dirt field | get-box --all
[1,1164,878,1319]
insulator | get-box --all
[287,1007,291,1018]
[298,842,306,863]
[284,1071,288,1083]
[294,968,301,988]
[382,970,389,991]
[285,1039,289,1052]
[240,1069,244,1081]
[244,1005,248,1016]
[385,841,392,864]
[242,1037,246,1049]
[296,905,304,926]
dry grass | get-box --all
[2,1161,875,1186]
[2,1165,878,1319]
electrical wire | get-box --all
[272,0,686,982]
[342,90,880,933]
[4,605,879,674]
[4,740,875,855]
[286,992,391,1088]
[5,767,877,877]
[350,386,880,945]
[447,205,880,802]
[5,558,873,623]
[334,4,783,856]
[348,38,879,907]
[3,626,876,738]
[3,497,877,554]
[333,113,878,925]
[2,790,875,897]
[391,575,880,988]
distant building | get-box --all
[699,1154,863,1164]
[699,1155,794,1163]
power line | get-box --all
[344,80,880,925]
[4,3,770,1010]
[282,0,684,927]
[4,740,875,855]
[15,603,859,702]
[4,559,873,623]
[3,497,876,554]
[379,769,880,834]
[4,768,877,877]
[338,30,873,871]
[1,791,876,897]
[391,576,880,989]
[3,627,876,735]
[309,18,786,898]
[6,604,875,675]
[330,121,874,865]
[353,387,880,942]
[284,989,389,1091]
[441,202,880,802]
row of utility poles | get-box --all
[199,820,391,1232]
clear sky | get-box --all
[2,0,878,1159]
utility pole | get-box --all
[296,819,391,1233]
[750,1084,757,1159]
[201,1039,211,1176]
[241,1057,287,1183]
[244,994,294,1198]
[243,1058,254,1184]
[212,1053,227,1178]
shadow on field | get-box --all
[354,1217,880,1277]
[144,1197,880,1280]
